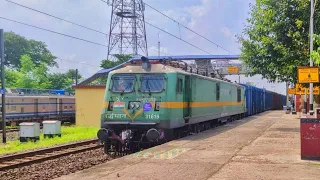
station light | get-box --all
[154,101,161,111]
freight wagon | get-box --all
[241,84,286,116]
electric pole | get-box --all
[0,29,6,143]
[309,0,315,114]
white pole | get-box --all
[310,0,314,114]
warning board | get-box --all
[288,88,296,94]
[295,84,320,95]
[295,84,306,95]
[307,86,320,95]
[298,66,319,83]
[227,67,239,74]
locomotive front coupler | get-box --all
[97,128,125,144]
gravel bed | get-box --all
[0,148,115,180]
[0,132,19,142]
[0,137,98,157]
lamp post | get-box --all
[0,29,6,143]
[309,0,315,115]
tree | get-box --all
[100,54,132,69]
[48,73,73,90]
[238,0,320,83]
[4,54,80,90]
[5,54,52,89]
[4,31,57,68]
[95,54,132,85]
[65,69,82,84]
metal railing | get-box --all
[4,88,75,96]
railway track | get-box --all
[0,139,102,171]
[0,129,19,133]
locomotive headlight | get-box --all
[134,102,140,109]
[129,101,140,109]
[108,101,114,111]
[129,103,135,109]
[154,101,160,111]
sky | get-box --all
[0,0,286,95]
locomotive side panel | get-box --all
[188,75,246,124]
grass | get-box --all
[6,126,19,129]
[0,126,99,155]
[310,163,320,167]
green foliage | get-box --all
[0,126,99,155]
[100,54,132,69]
[47,73,73,90]
[65,69,82,83]
[5,55,51,89]
[238,0,320,83]
[4,32,57,69]
[95,54,132,85]
[311,34,320,65]
[4,54,81,90]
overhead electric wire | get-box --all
[0,16,109,47]
[4,0,108,36]
[98,0,212,55]
[145,21,213,55]
[2,1,169,56]
[57,58,101,68]
[143,2,231,54]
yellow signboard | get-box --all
[295,84,306,95]
[288,88,296,94]
[298,66,319,83]
[227,67,239,74]
[307,86,320,95]
[295,84,320,95]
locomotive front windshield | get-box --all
[111,75,135,93]
[140,75,164,93]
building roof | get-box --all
[77,54,240,86]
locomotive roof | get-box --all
[110,64,244,88]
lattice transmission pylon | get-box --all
[106,0,148,59]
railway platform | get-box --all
[55,111,320,180]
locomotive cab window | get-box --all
[177,78,183,93]
[111,74,135,93]
[216,83,220,101]
[140,74,165,93]
[237,88,241,102]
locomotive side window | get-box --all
[216,83,220,101]
[177,78,183,93]
[237,88,241,102]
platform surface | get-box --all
[55,111,320,180]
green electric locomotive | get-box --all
[97,57,246,154]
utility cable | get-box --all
[57,58,101,68]
[145,21,213,55]
[4,0,108,36]
[0,16,109,47]
[2,1,170,56]
[144,2,231,53]
[99,0,212,55]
